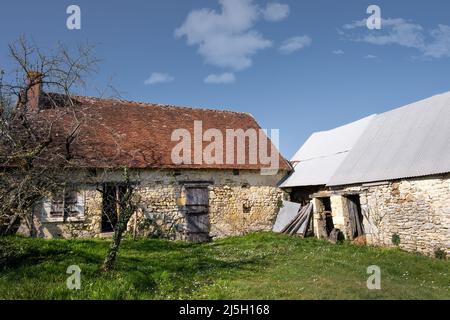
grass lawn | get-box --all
[0,232,449,300]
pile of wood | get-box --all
[280,203,313,237]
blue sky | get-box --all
[1,0,450,159]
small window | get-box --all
[233,169,240,176]
[243,204,251,213]
[40,189,85,222]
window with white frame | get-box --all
[39,188,86,222]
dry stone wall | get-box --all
[30,169,287,240]
[333,174,450,256]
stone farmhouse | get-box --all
[20,78,291,241]
[280,92,450,256]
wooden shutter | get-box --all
[39,197,63,222]
[65,190,85,220]
[50,198,64,218]
[39,190,85,223]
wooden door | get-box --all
[185,186,210,242]
[347,195,364,239]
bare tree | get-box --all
[1,37,157,272]
[0,36,98,235]
[101,167,141,272]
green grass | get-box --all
[1,232,449,300]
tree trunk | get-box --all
[102,206,134,272]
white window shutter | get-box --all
[66,190,86,222]
[42,198,52,217]
[40,198,63,223]
[75,190,86,216]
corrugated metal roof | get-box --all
[279,115,375,187]
[328,91,450,186]
[279,153,349,187]
[291,115,376,162]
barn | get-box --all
[18,77,290,241]
[280,92,450,256]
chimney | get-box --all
[26,71,43,112]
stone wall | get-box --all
[19,186,103,239]
[29,169,287,240]
[327,174,450,256]
[209,185,283,238]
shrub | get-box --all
[434,248,447,260]
[391,233,401,246]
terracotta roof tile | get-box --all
[34,95,291,171]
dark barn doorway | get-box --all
[101,184,127,233]
[316,197,335,238]
[320,197,335,236]
[346,194,365,239]
[184,184,210,242]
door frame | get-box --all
[182,182,212,242]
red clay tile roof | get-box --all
[33,95,291,171]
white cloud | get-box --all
[262,3,290,22]
[204,72,236,84]
[361,19,424,48]
[197,31,272,70]
[364,54,377,59]
[175,0,280,71]
[341,18,450,59]
[342,19,366,30]
[144,72,174,85]
[423,24,450,58]
[279,36,312,54]
[333,49,345,55]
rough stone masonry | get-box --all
[313,174,450,257]
[28,169,286,240]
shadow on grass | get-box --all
[116,243,272,275]
[0,237,105,271]
[121,238,204,252]
[1,236,272,277]
[113,249,272,297]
